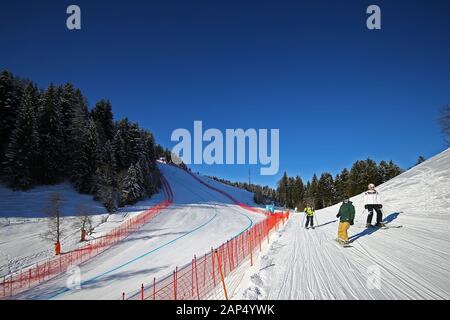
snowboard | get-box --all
[334,238,352,248]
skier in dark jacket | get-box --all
[336,196,355,245]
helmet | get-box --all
[368,183,375,189]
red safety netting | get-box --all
[0,176,173,298]
[126,165,289,300]
[127,211,289,300]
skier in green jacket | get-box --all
[336,196,355,245]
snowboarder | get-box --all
[336,196,355,245]
[304,206,315,229]
[364,183,384,228]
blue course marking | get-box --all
[45,210,218,300]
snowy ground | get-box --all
[234,148,450,300]
[8,163,263,300]
[0,183,167,278]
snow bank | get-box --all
[234,148,450,300]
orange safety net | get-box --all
[0,176,173,298]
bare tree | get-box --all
[440,105,450,146]
[76,204,92,242]
[44,192,63,246]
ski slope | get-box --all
[9,163,264,300]
[0,183,167,278]
[235,148,450,300]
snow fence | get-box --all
[125,167,289,300]
[0,176,173,298]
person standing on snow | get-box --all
[304,205,315,229]
[364,183,385,228]
[336,196,355,245]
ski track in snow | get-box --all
[235,148,450,300]
[8,163,263,300]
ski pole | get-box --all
[301,213,306,226]
[314,214,320,227]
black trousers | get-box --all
[305,216,314,228]
[366,205,383,224]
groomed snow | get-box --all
[8,163,264,299]
[234,148,450,300]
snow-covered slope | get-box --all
[236,148,450,300]
[0,184,167,278]
[10,163,263,299]
[0,183,106,218]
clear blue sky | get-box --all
[1,0,449,187]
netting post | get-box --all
[214,250,228,300]
[122,292,125,300]
[194,255,200,300]
[259,232,262,252]
[173,268,177,300]
[249,231,253,267]
[211,248,216,286]
[10,275,12,296]
[191,258,194,297]
[203,254,206,287]
[141,283,144,300]
[153,277,156,300]
[28,269,31,288]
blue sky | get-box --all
[1,0,449,187]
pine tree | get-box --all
[3,84,40,189]
[91,100,114,143]
[71,118,99,193]
[93,165,118,212]
[306,174,320,208]
[291,176,305,209]
[276,172,289,207]
[365,158,382,186]
[439,105,450,146]
[385,160,403,181]
[318,172,335,208]
[415,156,426,166]
[348,160,367,195]
[37,83,65,183]
[0,71,22,171]
[120,163,144,205]
[334,168,350,201]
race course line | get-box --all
[46,209,218,300]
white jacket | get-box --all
[363,190,381,205]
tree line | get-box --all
[0,70,161,212]
[276,158,405,210]
[209,158,405,211]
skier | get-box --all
[304,205,315,229]
[336,196,355,245]
[364,183,384,228]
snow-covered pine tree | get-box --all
[120,163,144,206]
[3,83,40,190]
[93,165,118,212]
[37,83,65,183]
[71,118,99,193]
